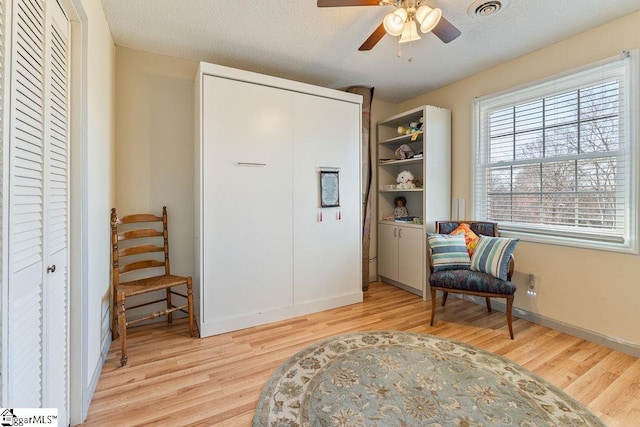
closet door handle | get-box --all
[47,264,56,273]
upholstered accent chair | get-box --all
[427,221,517,339]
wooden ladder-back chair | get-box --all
[111,206,196,366]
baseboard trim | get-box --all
[379,277,426,300]
[84,333,112,414]
[463,295,640,358]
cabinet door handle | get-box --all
[398,228,402,238]
[236,162,267,167]
[47,264,56,273]
[393,228,397,238]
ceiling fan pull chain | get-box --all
[397,39,415,62]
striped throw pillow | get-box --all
[428,233,471,272]
[470,236,519,280]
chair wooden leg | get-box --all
[442,291,448,306]
[187,277,196,337]
[506,295,514,339]
[111,298,119,340]
[117,293,128,366]
[485,297,492,313]
[430,287,437,326]
[166,288,173,324]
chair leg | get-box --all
[430,287,437,326]
[442,291,448,306]
[111,297,119,340]
[187,277,196,337]
[166,288,173,324]
[117,293,128,366]
[506,295,514,339]
[485,297,492,313]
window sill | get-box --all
[498,229,639,255]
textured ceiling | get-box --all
[101,0,640,103]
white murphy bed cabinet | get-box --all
[194,62,363,337]
[376,106,451,299]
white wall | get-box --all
[69,0,115,423]
[83,0,115,385]
[114,47,197,278]
[392,11,640,348]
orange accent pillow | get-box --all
[449,223,479,256]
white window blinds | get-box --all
[473,52,638,252]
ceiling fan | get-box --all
[317,0,461,51]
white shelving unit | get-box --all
[376,105,451,298]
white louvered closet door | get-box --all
[43,0,69,422]
[6,0,69,423]
[0,0,5,407]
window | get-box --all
[473,51,639,253]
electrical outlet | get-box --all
[527,274,537,296]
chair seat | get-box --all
[118,274,190,297]
[430,269,516,295]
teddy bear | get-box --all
[396,170,416,189]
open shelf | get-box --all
[378,157,423,166]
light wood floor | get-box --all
[83,282,640,426]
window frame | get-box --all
[472,51,640,254]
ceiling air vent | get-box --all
[467,0,509,18]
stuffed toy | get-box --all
[409,119,423,133]
[395,144,415,159]
[396,170,416,189]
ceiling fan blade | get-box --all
[317,0,380,7]
[432,16,461,44]
[359,23,386,51]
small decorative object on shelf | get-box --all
[395,216,416,223]
[393,196,408,218]
[395,144,415,159]
[409,117,423,132]
[396,170,416,189]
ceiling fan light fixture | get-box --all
[399,20,421,43]
[416,6,442,33]
[383,8,408,36]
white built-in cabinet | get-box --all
[376,106,451,298]
[194,62,363,337]
[377,223,424,290]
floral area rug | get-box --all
[253,331,603,427]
